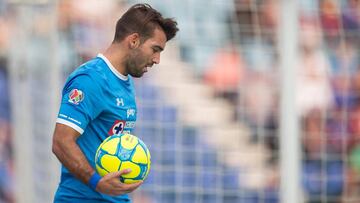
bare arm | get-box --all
[52,123,142,195]
[52,123,94,184]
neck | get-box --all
[102,43,128,76]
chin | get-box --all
[130,73,144,78]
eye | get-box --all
[152,46,163,53]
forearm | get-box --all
[52,126,95,184]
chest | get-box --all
[100,85,137,135]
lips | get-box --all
[143,64,153,72]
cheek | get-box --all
[130,50,144,65]
[139,51,150,64]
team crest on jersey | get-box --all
[68,89,84,105]
[108,120,126,135]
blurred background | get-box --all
[0,0,360,202]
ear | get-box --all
[126,33,141,49]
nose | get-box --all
[152,53,160,64]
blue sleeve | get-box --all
[56,74,104,134]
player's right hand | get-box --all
[95,169,143,196]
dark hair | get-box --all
[113,4,179,43]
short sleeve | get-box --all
[56,74,104,134]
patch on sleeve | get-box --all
[68,89,84,105]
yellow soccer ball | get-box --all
[95,133,151,184]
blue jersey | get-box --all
[54,54,137,203]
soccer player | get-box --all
[52,4,178,202]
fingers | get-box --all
[120,180,143,193]
[98,169,143,195]
[126,180,143,189]
[106,168,132,179]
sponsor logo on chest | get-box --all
[108,120,136,135]
[127,109,136,118]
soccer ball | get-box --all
[95,133,151,184]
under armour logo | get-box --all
[116,98,124,106]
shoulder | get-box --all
[63,58,110,94]
[67,57,109,86]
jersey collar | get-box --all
[97,53,128,81]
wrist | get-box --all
[89,172,101,190]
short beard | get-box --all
[125,49,145,78]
